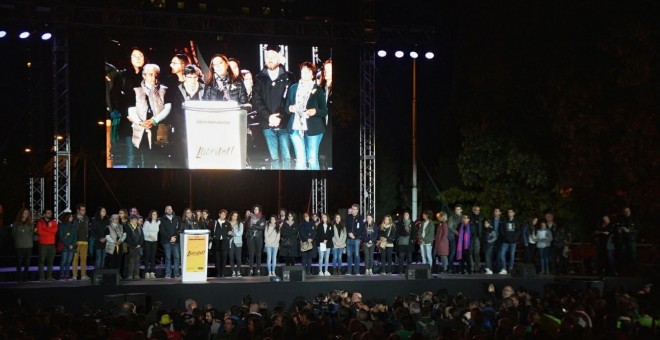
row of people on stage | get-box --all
[107,44,332,169]
[9,202,640,282]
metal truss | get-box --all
[311,175,327,215]
[29,177,45,219]
[359,47,376,218]
[53,35,71,217]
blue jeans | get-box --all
[95,248,106,270]
[163,242,181,277]
[420,243,433,268]
[539,247,550,272]
[500,242,517,271]
[265,246,278,273]
[332,247,343,270]
[318,248,330,273]
[263,128,291,169]
[60,249,74,277]
[346,239,361,274]
[290,131,324,170]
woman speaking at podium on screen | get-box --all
[285,62,328,170]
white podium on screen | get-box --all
[181,229,210,283]
[183,101,247,169]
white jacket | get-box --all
[143,220,160,242]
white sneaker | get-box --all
[81,275,90,280]
[319,271,325,276]
[324,271,331,276]
[232,272,237,277]
[485,268,493,275]
[499,269,508,275]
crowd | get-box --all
[0,280,657,339]
[9,202,642,282]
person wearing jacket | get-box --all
[159,205,181,279]
[202,54,248,104]
[522,217,538,265]
[331,214,346,275]
[482,220,498,274]
[105,214,126,270]
[433,212,449,273]
[91,207,110,272]
[252,45,295,170]
[244,204,266,276]
[124,214,144,279]
[279,212,299,267]
[228,211,244,277]
[298,212,317,275]
[362,214,379,276]
[58,211,77,280]
[264,215,281,277]
[344,204,364,275]
[396,211,414,275]
[11,208,33,282]
[36,209,58,281]
[456,215,475,274]
[316,213,334,276]
[285,61,328,170]
[379,215,397,275]
[535,221,553,275]
[499,209,521,275]
[71,204,90,281]
[143,210,160,279]
[211,209,231,277]
[418,210,436,269]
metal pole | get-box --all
[411,59,418,220]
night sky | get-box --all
[1,1,658,241]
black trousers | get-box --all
[16,248,31,280]
[230,245,242,273]
[246,237,263,273]
[144,241,157,272]
[397,244,413,274]
[214,243,230,276]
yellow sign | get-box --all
[186,235,207,272]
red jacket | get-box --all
[37,218,59,245]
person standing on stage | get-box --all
[447,205,462,273]
[253,45,295,169]
[104,214,125,271]
[91,207,109,272]
[456,215,473,274]
[483,220,498,275]
[331,214,347,275]
[469,205,485,273]
[245,205,266,276]
[379,215,397,275]
[418,210,436,269]
[433,211,449,274]
[299,212,316,275]
[316,213,333,276]
[362,214,379,276]
[11,208,33,282]
[36,209,58,281]
[211,209,231,277]
[345,204,364,275]
[279,211,300,267]
[228,211,244,277]
[58,211,77,280]
[499,209,521,275]
[124,214,144,280]
[143,210,160,279]
[396,211,414,275]
[264,215,281,277]
[71,204,90,281]
[159,205,181,279]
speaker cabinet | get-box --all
[93,269,120,285]
[282,266,305,282]
[511,263,536,278]
[406,264,431,280]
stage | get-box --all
[0,267,645,314]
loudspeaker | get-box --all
[94,269,120,285]
[103,294,125,314]
[282,266,305,282]
[511,263,536,278]
[125,293,147,310]
[406,264,431,280]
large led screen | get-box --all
[105,38,333,170]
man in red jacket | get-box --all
[36,209,58,281]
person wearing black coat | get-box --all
[279,212,299,266]
[298,213,317,275]
[211,210,232,277]
[159,205,182,278]
[124,215,144,279]
[315,213,334,276]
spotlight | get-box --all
[377,50,387,57]
[394,51,404,58]
[19,31,30,39]
[409,51,419,59]
[97,121,105,126]
[425,52,435,60]
[41,32,51,40]
[24,148,32,153]
[0,30,6,38]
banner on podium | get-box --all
[184,101,247,169]
[185,235,208,273]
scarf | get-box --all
[293,80,314,135]
[213,74,230,101]
[456,223,471,260]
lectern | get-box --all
[181,229,210,283]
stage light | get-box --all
[377,50,387,57]
[19,31,30,39]
[41,32,51,40]
[0,30,6,38]
[56,135,63,140]
[409,51,419,59]
[394,51,404,58]
[425,52,435,60]
[24,148,32,153]
[97,120,105,126]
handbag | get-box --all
[378,237,387,249]
[300,240,313,252]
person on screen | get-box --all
[253,44,295,170]
[202,54,248,105]
[241,69,254,102]
[161,53,190,167]
[228,58,241,80]
[285,62,328,170]
[127,64,172,168]
[110,47,147,167]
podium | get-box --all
[181,230,210,283]
[183,101,247,169]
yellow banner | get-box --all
[186,235,207,273]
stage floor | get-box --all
[0,271,645,314]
